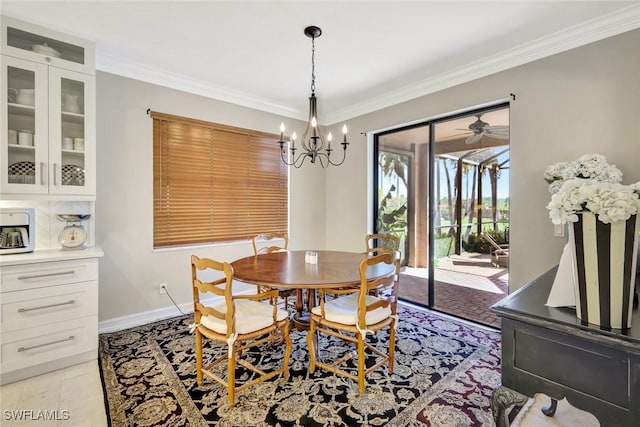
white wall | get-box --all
[324,28,640,290]
[95,74,321,322]
[96,28,640,325]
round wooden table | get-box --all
[231,250,394,330]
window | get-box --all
[152,112,288,248]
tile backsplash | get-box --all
[0,200,94,250]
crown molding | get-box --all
[96,53,304,120]
[325,3,640,124]
[95,4,640,125]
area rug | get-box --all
[98,305,501,426]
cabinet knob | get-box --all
[45,56,51,62]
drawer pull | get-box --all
[17,270,76,280]
[18,336,75,352]
[18,300,76,313]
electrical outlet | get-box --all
[554,224,565,238]
[159,283,168,295]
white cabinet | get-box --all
[0,252,102,385]
[1,15,95,199]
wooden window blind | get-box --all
[152,112,288,248]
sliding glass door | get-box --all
[373,104,510,327]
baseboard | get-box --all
[98,301,199,334]
[98,287,255,334]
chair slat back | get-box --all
[191,255,236,335]
[252,232,289,255]
[358,251,400,326]
[365,233,400,256]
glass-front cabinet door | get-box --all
[48,68,95,195]
[1,55,48,194]
[2,16,95,74]
[1,15,95,199]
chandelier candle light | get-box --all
[278,26,349,168]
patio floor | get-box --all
[398,253,509,329]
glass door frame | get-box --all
[372,101,510,311]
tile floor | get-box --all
[0,360,107,427]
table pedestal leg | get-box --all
[293,289,314,331]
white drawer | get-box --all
[1,281,98,333]
[0,316,98,373]
[0,258,98,292]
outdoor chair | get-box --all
[307,251,400,395]
[190,255,292,407]
[481,232,509,268]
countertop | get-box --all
[0,246,104,267]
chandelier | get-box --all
[278,26,349,168]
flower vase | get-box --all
[568,212,639,329]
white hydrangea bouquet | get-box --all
[543,154,640,318]
[544,154,640,224]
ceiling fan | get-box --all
[460,114,510,144]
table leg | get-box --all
[295,289,304,314]
[293,289,314,331]
[491,385,529,427]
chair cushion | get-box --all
[201,299,288,335]
[311,293,391,326]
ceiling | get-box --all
[2,1,639,124]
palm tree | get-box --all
[378,153,408,230]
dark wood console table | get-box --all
[490,267,640,427]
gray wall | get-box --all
[96,28,640,324]
[324,28,640,290]
[96,74,321,321]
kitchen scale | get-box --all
[56,214,90,250]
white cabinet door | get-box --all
[1,56,95,198]
[1,15,95,74]
[1,55,49,195]
[48,67,95,196]
[1,15,95,200]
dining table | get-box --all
[230,250,395,330]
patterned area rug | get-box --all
[99,305,501,426]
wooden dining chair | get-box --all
[307,251,400,395]
[364,232,400,296]
[190,255,292,407]
[365,232,400,256]
[252,232,289,255]
[251,232,295,309]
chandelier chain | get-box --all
[310,35,316,94]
